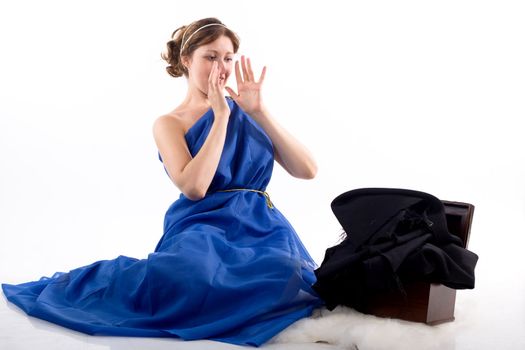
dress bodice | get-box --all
[159,97,274,194]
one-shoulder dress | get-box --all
[2,97,323,346]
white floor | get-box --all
[2,282,525,350]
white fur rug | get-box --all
[267,306,461,350]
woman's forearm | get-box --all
[251,107,317,179]
[180,115,230,199]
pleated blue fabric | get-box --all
[2,97,323,346]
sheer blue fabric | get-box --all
[2,97,323,346]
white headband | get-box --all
[180,23,227,55]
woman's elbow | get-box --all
[307,158,319,178]
[180,183,208,201]
[168,172,207,201]
[297,163,318,179]
[305,167,318,179]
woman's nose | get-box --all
[217,60,226,72]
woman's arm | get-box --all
[251,107,318,179]
[153,114,229,200]
[153,61,231,200]
[225,56,317,180]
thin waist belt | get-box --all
[216,188,274,209]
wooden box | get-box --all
[359,200,475,325]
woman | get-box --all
[2,17,323,347]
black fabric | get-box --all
[313,188,479,311]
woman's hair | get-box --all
[161,17,240,78]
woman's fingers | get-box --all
[258,65,267,84]
[224,86,238,99]
[238,55,265,85]
[241,55,250,82]
[208,61,225,100]
[246,57,255,82]
[234,60,242,86]
[208,61,217,85]
[208,61,225,91]
[218,73,228,90]
[235,55,266,93]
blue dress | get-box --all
[2,97,323,346]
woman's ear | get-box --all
[181,56,191,70]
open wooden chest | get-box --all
[358,200,475,325]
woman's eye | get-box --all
[206,56,233,62]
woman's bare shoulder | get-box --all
[153,105,210,136]
[152,112,185,136]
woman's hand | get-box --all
[207,60,230,119]
[225,55,267,117]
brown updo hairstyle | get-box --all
[161,17,240,78]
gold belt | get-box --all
[216,188,274,209]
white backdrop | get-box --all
[1,1,525,346]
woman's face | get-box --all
[184,35,235,96]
